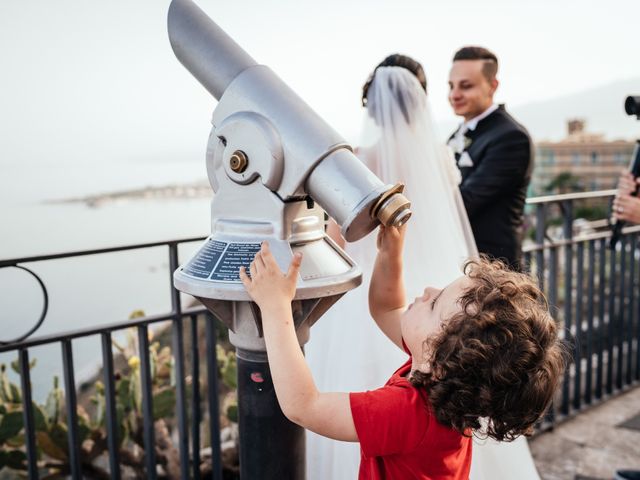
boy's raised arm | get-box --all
[369,225,407,350]
[240,243,358,442]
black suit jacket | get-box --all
[450,105,533,268]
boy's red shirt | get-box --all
[349,358,472,480]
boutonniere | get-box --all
[463,136,473,150]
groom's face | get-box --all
[448,60,497,121]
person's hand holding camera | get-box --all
[614,170,640,223]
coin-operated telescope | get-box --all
[168,0,411,477]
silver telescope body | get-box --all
[168,0,411,239]
[169,0,411,354]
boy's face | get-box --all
[401,276,470,361]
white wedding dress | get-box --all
[305,66,539,480]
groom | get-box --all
[448,46,533,270]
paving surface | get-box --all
[530,386,640,480]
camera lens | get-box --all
[625,96,640,117]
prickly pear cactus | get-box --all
[0,316,239,478]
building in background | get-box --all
[532,120,634,196]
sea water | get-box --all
[0,158,211,401]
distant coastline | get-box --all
[46,180,212,207]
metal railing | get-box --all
[1,190,640,477]
[523,189,640,428]
[0,237,223,480]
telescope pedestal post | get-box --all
[236,350,306,479]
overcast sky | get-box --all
[1,0,638,169]
[208,0,640,128]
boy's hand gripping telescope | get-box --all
[169,0,411,355]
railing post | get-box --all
[596,237,606,399]
[607,237,618,395]
[173,319,190,479]
[561,200,574,415]
[19,349,38,480]
[523,251,532,274]
[191,315,202,480]
[169,243,182,315]
[535,203,547,290]
[636,234,640,381]
[168,241,189,478]
[205,313,224,480]
[101,332,121,480]
[626,233,636,385]
[617,236,627,390]
[574,241,584,410]
[61,340,82,479]
[585,240,596,405]
[137,324,158,480]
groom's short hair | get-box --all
[453,46,498,82]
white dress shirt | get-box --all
[449,103,499,154]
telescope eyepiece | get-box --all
[391,208,412,227]
[371,183,412,228]
[625,96,640,119]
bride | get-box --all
[305,54,540,480]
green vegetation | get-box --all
[0,315,239,479]
[544,171,584,194]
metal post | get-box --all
[535,204,546,290]
[191,315,202,480]
[137,324,158,480]
[617,236,627,389]
[101,333,121,479]
[19,349,38,480]
[585,240,595,405]
[574,241,584,410]
[636,235,640,381]
[236,350,305,479]
[626,233,636,385]
[561,200,574,415]
[205,314,224,480]
[172,319,190,480]
[607,245,616,394]
[61,340,82,479]
[596,238,606,398]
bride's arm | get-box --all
[368,225,406,350]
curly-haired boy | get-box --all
[240,224,566,479]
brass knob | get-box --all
[230,150,249,173]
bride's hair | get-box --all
[409,257,567,442]
[361,53,427,107]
